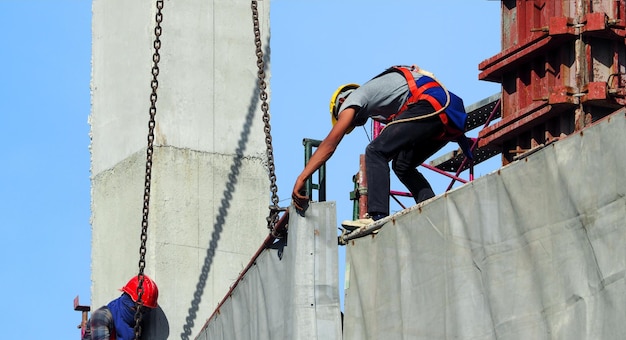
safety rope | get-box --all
[134,1,164,339]
[251,1,281,234]
[383,65,451,129]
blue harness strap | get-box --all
[390,66,473,159]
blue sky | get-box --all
[0,1,501,338]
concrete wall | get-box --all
[90,0,271,338]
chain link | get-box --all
[134,1,164,339]
[251,1,281,232]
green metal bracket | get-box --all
[303,138,326,202]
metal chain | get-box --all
[251,1,281,232]
[134,1,164,339]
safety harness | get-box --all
[384,66,473,159]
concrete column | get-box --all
[90,0,271,338]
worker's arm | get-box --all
[291,108,356,213]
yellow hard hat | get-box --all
[329,83,359,134]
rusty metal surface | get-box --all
[478,0,626,163]
[358,154,368,219]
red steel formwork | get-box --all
[479,0,626,164]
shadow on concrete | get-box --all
[179,43,270,339]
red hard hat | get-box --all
[121,275,159,309]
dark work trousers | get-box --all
[365,104,447,216]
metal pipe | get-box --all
[302,138,326,202]
[74,296,90,337]
[421,163,468,183]
[358,154,368,218]
[390,194,407,210]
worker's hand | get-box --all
[291,180,310,216]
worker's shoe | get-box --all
[341,218,374,231]
[341,212,389,232]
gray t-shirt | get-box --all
[337,70,426,126]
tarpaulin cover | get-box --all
[196,201,342,340]
[343,111,626,339]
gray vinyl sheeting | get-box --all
[197,201,343,340]
[344,111,626,339]
[196,111,625,339]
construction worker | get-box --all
[291,65,472,228]
[82,275,159,340]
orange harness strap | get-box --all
[388,67,443,122]
[390,66,464,141]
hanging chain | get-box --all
[252,1,281,232]
[134,1,164,339]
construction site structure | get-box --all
[478,0,626,164]
[199,110,626,339]
[198,0,626,338]
[88,1,271,338]
[84,0,626,339]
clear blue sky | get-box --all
[0,1,500,338]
